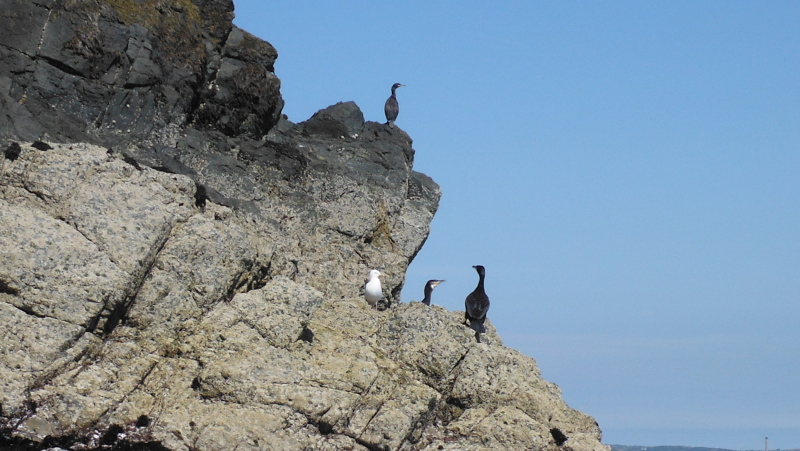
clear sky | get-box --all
[232,2,800,449]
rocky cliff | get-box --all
[0,1,609,450]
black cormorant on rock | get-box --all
[384,83,404,128]
[464,265,490,343]
[422,279,445,306]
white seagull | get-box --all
[365,269,383,308]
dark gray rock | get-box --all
[301,101,366,138]
[193,25,283,137]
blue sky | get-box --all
[232,2,800,449]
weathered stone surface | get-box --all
[0,0,281,147]
[0,301,101,413]
[0,2,608,450]
[0,137,604,450]
[194,25,283,136]
[0,197,127,326]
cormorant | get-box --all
[384,83,405,127]
[365,269,383,309]
[422,279,445,306]
[464,265,490,343]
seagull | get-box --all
[384,83,405,128]
[464,265,490,343]
[365,269,383,309]
[422,279,445,306]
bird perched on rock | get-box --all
[365,269,384,309]
[464,265,490,343]
[384,83,405,127]
[422,279,445,306]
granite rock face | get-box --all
[0,1,608,450]
[0,0,281,146]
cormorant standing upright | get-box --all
[422,279,445,306]
[464,265,490,343]
[365,269,383,309]
[384,83,405,127]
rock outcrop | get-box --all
[0,1,609,450]
[1,0,281,145]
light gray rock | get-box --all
[0,197,127,327]
[0,301,101,412]
[0,140,606,451]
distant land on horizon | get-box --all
[609,445,800,451]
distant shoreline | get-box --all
[610,445,800,451]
